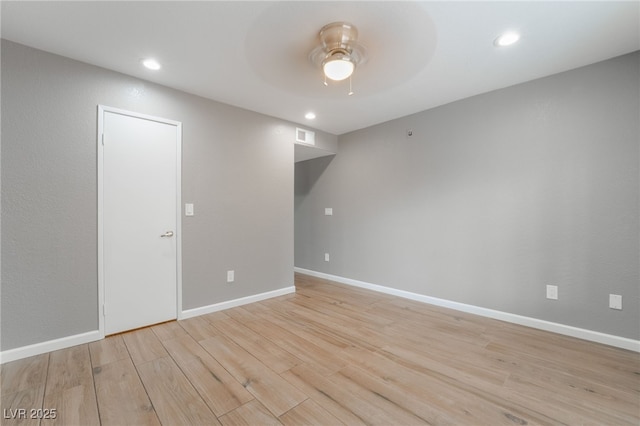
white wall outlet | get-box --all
[546,285,558,300]
[324,253,330,262]
[609,294,622,310]
[185,203,194,216]
[227,270,234,283]
[325,208,333,216]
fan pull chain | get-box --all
[348,75,354,96]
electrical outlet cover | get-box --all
[609,294,622,310]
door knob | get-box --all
[160,231,174,238]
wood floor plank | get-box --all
[294,277,391,306]
[1,273,637,426]
[326,367,430,425]
[373,296,495,332]
[280,369,367,426]
[1,354,49,395]
[272,311,354,352]
[136,356,219,425]
[42,383,100,426]
[222,306,262,323]
[371,346,567,425]
[151,320,187,342]
[285,294,391,330]
[263,305,383,353]
[243,318,348,375]
[505,371,639,424]
[200,310,233,323]
[211,317,302,373]
[177,315,220,341]
[0,353,48,426]
[264,304,366,352]
[1,388,45,426]
[42,345,99,426]
[88,335,129,367]
[279,398,344,426]
[285,363,420,426]
[43,345,92,395]
[475,341,640,415]
[381,340,510,388]
[199,335,306,417]
[335,355,462,425]
[219,399,283,426]
[162,334,253,416]
[295,282,391,310]
[121,327,168,365]
[392,315,492,348]
[486,340,640,394]
[92,357,160,426]
[485,324,639,372]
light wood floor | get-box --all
[2,273,639,425]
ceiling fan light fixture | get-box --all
[310,22,366,92]
[322,53,355,81]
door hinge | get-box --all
[102,304,106,316]
[101,133,105,145]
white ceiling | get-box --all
[2,1,638,135]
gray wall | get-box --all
[1,40,316,351]
[295,52,640,340]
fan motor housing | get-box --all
[320,22,359,54]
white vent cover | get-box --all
[296,128,315,145]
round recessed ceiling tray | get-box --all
[245,2,437,98]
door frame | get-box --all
[97,105,183,338]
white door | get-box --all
[99,106,181,335]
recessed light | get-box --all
[142,58,161,70]
[305,112,316,120]
[494,32,520,47]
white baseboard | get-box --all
[294,267,640,353]
[180,286,296,320]
[1,286,295,364]
[0,330,102,364]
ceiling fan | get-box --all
[309,22,367,95]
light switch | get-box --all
[609,294,622,310]
[546,285,558,300]
[325,208,333,216]
[185,203,194,216]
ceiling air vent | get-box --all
[296,128,315,146]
